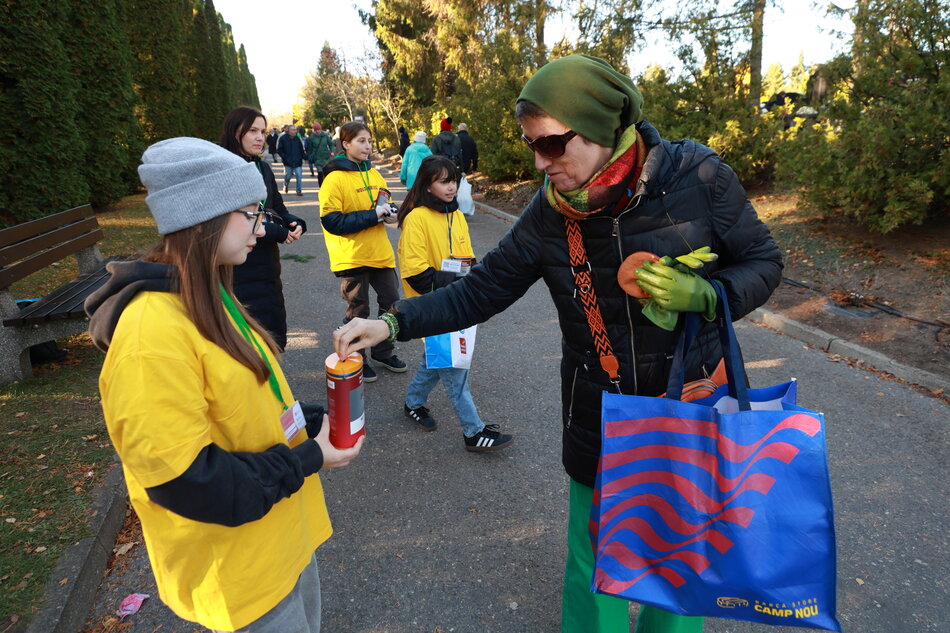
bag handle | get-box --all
[664,281,751,410]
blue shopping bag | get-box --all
[592,283,840,631]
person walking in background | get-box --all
[319,121,406,383]
[85,136,362,633]
[308,123,334,186]
[398,125,410,157]
[304,129,315,177]
[332,53,782,633]
[396,155,514,452]
[430,118,463,170]
[399,131,432,190]
[332,126,343,157]
[457,123,479,174]
[266,127,280,163]
[220,106,305,351]
[277,124,305,196]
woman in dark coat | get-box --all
[333,55,783,633]
[398,126,410,157]
[219,106,307,350]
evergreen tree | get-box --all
[62,0,145,206]
[787,51,808,93]
[0,0,89,225]
[762,62,785,101]
[190,0,230,139]
[362,0,441,107]
[124,0,194,144]
[220,19,239,107]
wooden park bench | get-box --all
[0,205,127,385]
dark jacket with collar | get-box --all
[232,157,307,350]
[457,130,478,172]
[277,134,305,167]
[430,130,462,166]
[390,120,783,487]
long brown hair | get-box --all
[143,214,279,382]
[397,155,460,228]
[219,106,267,158]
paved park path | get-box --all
[82,157,948,633]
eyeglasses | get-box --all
[234,204,272,232]
[521,130,578,159]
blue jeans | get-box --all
[405,356,483,437]
[284,165,302,194]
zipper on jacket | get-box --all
[611,212,640,395]
[566,366,579,429]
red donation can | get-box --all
[325,352,365,448]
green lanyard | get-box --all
[446,211,455,257]
[356,163,375,208]
[255,162,268,208]
[219,285,287,410]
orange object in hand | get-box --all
[617,251,660,298]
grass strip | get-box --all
[0,195,157,626]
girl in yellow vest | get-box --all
[319,121,406,383]
[85,137,363,633]
[396,155,514,452]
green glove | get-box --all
[640,300,679,331]
[635,261,718,322]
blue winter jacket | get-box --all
[400,142,433,189]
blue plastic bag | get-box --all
[592,283,840,631]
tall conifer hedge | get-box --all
[0,0,262,227]
[0,0,90,224]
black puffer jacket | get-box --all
[233,158,306,350]
[391,121,783,487]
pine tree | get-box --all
[0,0,90,224]
[787,51,808,93]
[124,0,194,144]
[237,44,261,108]
[62,0,145,206]
[190,0,231,139]
[762,62,785,102]
[219,19,239,107]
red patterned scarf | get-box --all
[544,125,647,220]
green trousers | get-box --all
[561,479,704,633]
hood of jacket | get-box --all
[323,155,372,177]
[84,260,175,352]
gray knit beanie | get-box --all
[138,137,267,235]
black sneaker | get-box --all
[362,362,377,383]
[404,404,437,432]
[372,354,408,373]
[283,183,289,193]
[464,424,514,452]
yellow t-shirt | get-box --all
[319,167,396,271]
[99,291,331,631]
[397,205,475,298]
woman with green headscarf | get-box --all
[333,54,783,633]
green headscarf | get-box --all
[517,54,644,148]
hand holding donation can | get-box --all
[325,353,366,448]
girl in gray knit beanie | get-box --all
[86,136,363,633]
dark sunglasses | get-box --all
[521,129,577,159]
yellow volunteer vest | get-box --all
[99,291,331,631]
[397,205,475,297]
[319,167,396,271]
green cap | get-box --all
[517,54,643,148]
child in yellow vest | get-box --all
[320,121,406,382]
[396,155,514,452]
